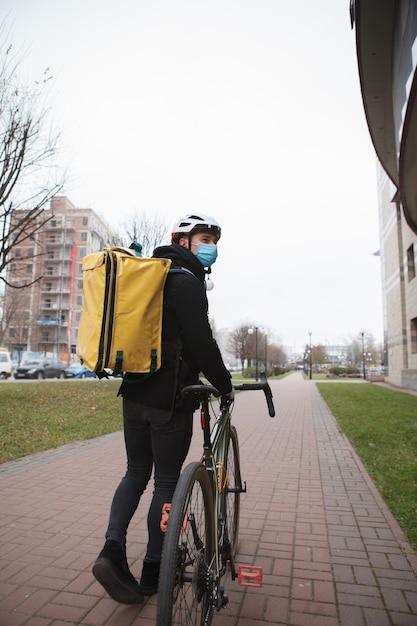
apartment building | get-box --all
[3,196,118,363]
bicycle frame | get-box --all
[198,395,241,586]
[184,371,275,589]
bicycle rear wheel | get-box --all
[224,425,242,561]
[157,462,215,626]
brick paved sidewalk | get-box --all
[1,373,416,625]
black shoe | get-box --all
[92,540,144,605]
[139,560,160,596]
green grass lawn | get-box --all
[317,382,417,552]
[0,380,122,463]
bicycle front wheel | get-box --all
[157,462,215,626]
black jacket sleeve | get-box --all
[164,271,232,395]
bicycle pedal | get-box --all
[237,565,263,587]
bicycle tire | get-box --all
[157,462,215,626]
[224,425,242,560]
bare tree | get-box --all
[346,332,382,367]
[228,323,256,371]
[311,344,327,369]
[0,22,64,286]
[0,283,29,350]
[120,210,168,257]
[268,343,287,367]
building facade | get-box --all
[377,168,417,388]
[3,196,118,364]
[351,0,417,389]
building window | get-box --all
[22,328,28,339]
[77,295,83,306]
[411,318,417,354]
[79,247,86,258]
[9,328,15,338]
[26,264,32,274]
[15,248,21,257]
[46,266,53,275]
[407,245,415,281]
[44,299,51,309]
[81,232,87,241]
[82,216,88,226]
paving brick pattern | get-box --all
[0,373,416,625]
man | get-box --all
[92,213,233,604]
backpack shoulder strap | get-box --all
[169,266,196,278]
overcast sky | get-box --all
[3,0,383,354]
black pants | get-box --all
[105,398,193,561]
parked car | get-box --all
[14,357,66,380]
[0,348,13,380]
[65,363,97,379]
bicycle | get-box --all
[156,371,275,625]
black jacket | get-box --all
[119,244,232,413]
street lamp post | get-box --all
[248,326,259,381]
[308,332,312,380]
[360,331,366,380]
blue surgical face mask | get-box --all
[195,243,218,268]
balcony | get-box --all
[39,302,70,311]
[40,287,70,294]
[45,238,75,248]
[36,317,60,326]
[45,221,76,231]
[43,256,73,263]
[42,270,71,279]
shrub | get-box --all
[329,366,360,377]
[242,366,276,379]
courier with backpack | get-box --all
[91,214,234,607]
[76,245,171,377]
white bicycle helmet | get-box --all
[171,213,221,243]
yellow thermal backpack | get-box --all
[76,246,171,377]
